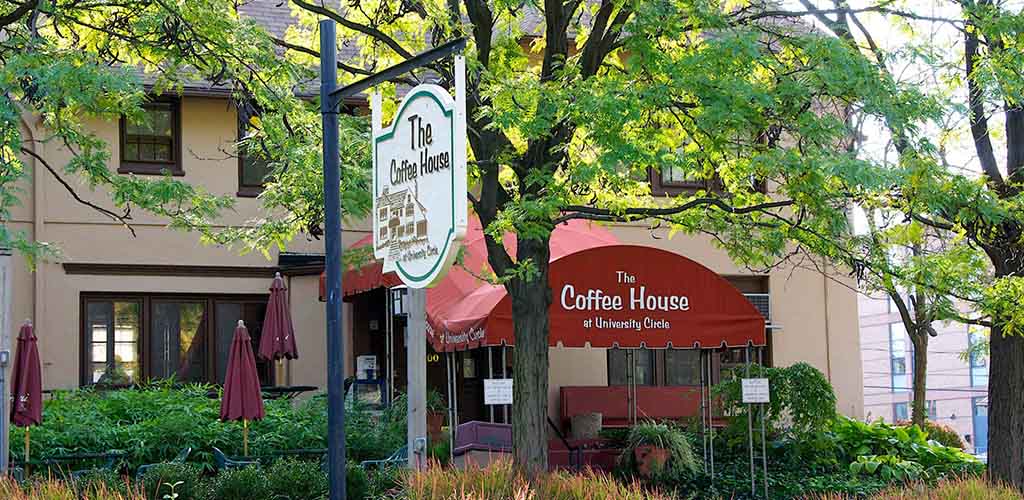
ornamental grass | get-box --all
[811,476,1020,500]
[0,477,144,500]
[402,460,670,500]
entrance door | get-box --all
[972,397,988,455]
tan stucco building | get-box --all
[5,2,864,428]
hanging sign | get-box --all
[741,378,770,403]
[484,378,513,405]
[371,58,467,289]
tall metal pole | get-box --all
[320,19,346,500]
[0,248,11,475]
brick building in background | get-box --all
[860,293,989,455]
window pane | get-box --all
[241,157,273,187]
[152,301,207,383]
[215,302,243,384]
[607,349,653,386]
[665,349,700,385]
[114,342,137,363]
[124,103,175,163]
[114,302,140,341]
[91,343,107,363]
[894,402,909,421]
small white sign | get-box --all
[484,378,513,405]
[356,355,377,380]
[741,378,770,404]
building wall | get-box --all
[859,293,987,453]
[11,94,863,423]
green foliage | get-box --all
[12,385,403,471]
[917,421,967,451]
[264,458,329,500]
[714,362,836,435]
[141,464,204,500]
[71,469,136,498]
[618,421,699,478]
[850,455,925,483]
[830,417,983,480]
[201,466,267,500]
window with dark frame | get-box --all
[969,330,989,387]
[119,99,182,175]
[81,293,270,387]
[889,322,910,391]
[607,348,655,386]
[893,401,909,422]
[927,399,938,420]
[664,349,701,386]
[237,116,273,197]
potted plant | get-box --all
[620,421,698,477]
[426,389,447,445]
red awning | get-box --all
[322,218,765,352]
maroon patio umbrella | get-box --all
[220,320,265,456]
[258,273,297,385]
[11,320,42,471]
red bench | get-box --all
[560,385,707,429]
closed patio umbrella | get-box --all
[258,273,297,385]
[11,320,42,472]
[220,320,265,456]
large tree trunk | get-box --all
[987,320,1024,488]
[507,236,552,476]
[910,332,929,427]
[984,250,1024,490]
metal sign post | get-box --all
[741,346,769,499]
[319,20,347,500]
[320,20,466,495]
[0,248,11,475]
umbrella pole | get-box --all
[24,427,29,476]
[276,359,284,387]
[243,420,249,457]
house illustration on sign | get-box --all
[376,186,429,256]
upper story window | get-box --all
[890,322,910,392]
[119,99,182,176]
[237,117,273,198]
[969,330,989,388]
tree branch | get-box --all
[0,0,37,29]
[19,147,137,237]
[964,18,1005,187]
[290,0,414,60]
[554,198,794,224]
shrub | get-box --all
[263,458,328,500]
[715,362,836,435]
[367,466,404,498]
[831,417,983,480]
[202,466,268,500]
[72,469,134,497]
[346,462,370,500]
[618,421,699,477]
[13,384,405,471]
[140,463,204,500]
[919,421,967,450]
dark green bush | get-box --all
[346,462,370,500]
[714,362,836,435]
[11,383,405,471]
[264,458,328,500]
[203,466,268,500]
[71,468,134,497]
[920,420,967,450]
[140,463,204,500]
[830,416,983,479]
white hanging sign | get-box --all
[371,57,468,289]
[484,378,513,405]
[741,378,770,404]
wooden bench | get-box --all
[560,385,711,429]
